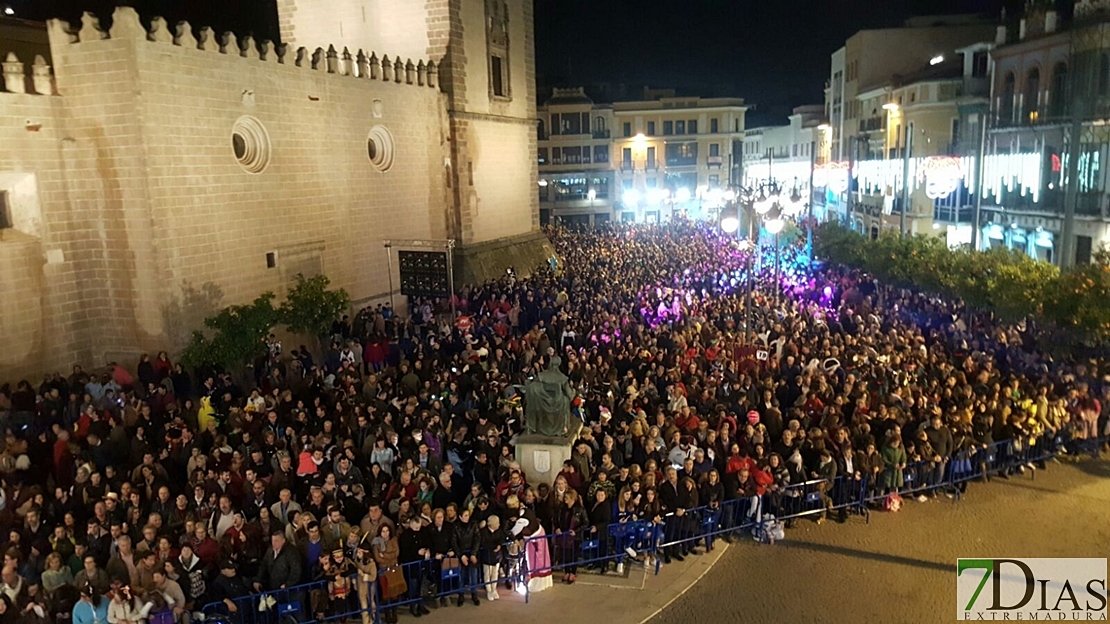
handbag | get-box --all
[421,578,437,599]
[379,566,407,599]
[440,556,461,572]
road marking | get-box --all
[638,543,730,624]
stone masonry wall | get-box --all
[0,87,90,378]
[0,6,451,375]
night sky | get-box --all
[7,0,1035,124]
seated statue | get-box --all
[523,356,574,437]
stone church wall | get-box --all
[0,6,450,378]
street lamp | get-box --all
[764,213,785,305]
[719,203,740,234]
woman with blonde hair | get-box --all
[552,490,586,584]
[41,551,73,596]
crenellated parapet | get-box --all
[1,52,56,95]
[44,6,439,91]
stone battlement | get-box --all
[45,6,439,89]
[1,52,55,95]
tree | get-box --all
[1046,248,1110,346]
[279,273,351,349]
[179,293,278,370]
[813,224,1058,326]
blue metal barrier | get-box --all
[207,433,1106,619]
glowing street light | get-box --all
[676,187,691,202]
[882,102,899,112]
[719,203,739,234]
[587,189,597,201]
[764,217,785,235]
[622,189,640,205]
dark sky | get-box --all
[9,0,1031,124]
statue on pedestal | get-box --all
[522,356,574,438]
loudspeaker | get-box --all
[398,250,449,297]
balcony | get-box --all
[548,156,590,166]
[592,130,611,139]
[707,156,724,167]
[646,160,658,170]
[962,77,989,98]
[665,158,697,167]
[859,117,884,133]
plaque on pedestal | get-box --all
[515,434,575,486]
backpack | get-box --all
[752,514,785,544]
[884,493,903,512]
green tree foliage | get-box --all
[177,275,352,371]
[180,293,278,369]
[279,274,351,339]
[810,222,1110,342]
[1045,248,1110,346]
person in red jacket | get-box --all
[188,523,220,570]
[674,408,700,434]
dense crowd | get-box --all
[0,221,1106,624]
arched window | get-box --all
[593,116,607,135]
[1000,72,1016,125]
[537,119,546,140]
[1024,67,1040,123]
[1050,62,1068,118]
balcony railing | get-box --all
[593,130,611,139]
[859,117,884,133]
[548,156,591,166]
[707,156,724,166]
[665,157,698,167]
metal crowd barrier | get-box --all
[204,433,1106,623]
[201,575,366,624]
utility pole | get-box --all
[900,123,913,237]
[807,139,816,265]
[971,110,988,252]
[1061,115,1082,266]
[847,137,856,230]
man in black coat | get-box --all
[254,529,302,592]
[209,559,252,616]
[924,413,954,495]
[658,466,693,563]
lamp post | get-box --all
[764,212,785,306]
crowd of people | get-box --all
[0,220,1106,624]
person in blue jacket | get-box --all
[72,584,110,624]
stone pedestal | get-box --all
[515,434,575,487]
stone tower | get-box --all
[276,0,548,278]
